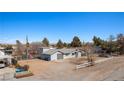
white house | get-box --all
[0,50,13,66]
[40,48,85,61]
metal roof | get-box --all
[43,48,80,55]
[59,49,76,54]
[43,49,60,55]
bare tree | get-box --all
[16,40,25,59]
[30,42,42,57]
[82,43,95,66]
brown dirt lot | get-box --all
[16,56,124,81]
[18,59,59,75]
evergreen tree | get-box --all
[63,42,67,48]
[93,36,103,46]
[56,39,63,49]
[71,36,82,47]
[42,37,49,47]
[93,35,118,54]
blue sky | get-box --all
[0,12,124,44]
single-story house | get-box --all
[40,48,85,61]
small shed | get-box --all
[41,49,63,61]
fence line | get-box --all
[76,57,114,70]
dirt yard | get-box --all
[15,56,124,81]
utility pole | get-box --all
[26,36,29,60]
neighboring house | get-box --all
[40,48,85,61]
[0,50,13,66]
[0,47,5,52]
